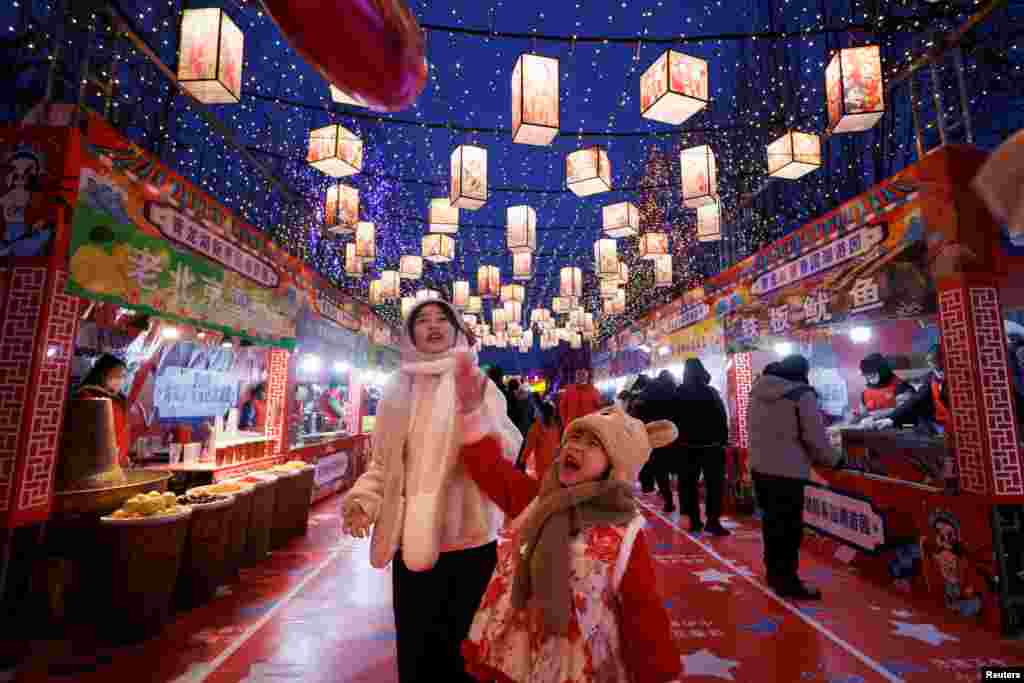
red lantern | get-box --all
[825,45,884,134]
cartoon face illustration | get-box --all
[5,152,40,192]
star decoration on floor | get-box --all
[694,569,735,584]
[891,609,913,618]
[681,649,740,680]
[730,564,757,577]
[742,617,780,635]
[891,621,959,646]
[881,660,928,676]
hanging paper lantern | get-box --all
[605,289,626,315]
[566,147,612,196]
[492,308,508,332]
[582,312,595,335]
[484,334,497,347]
[569,308,584,330]
[494,332,508,349]
[512,53,560,146]
[380,270,401,300]
[467,295,483,314]
[345,243,364,276]
[638,232,669,260]
[766,130,822,180]
[594,239,619,280]
[508,322,523,340]
[602,202,639,239]
[639,50,708,125]
[324,183,359,234]
[329,84,367,108]
[501,284,525,303]
[308,124,364,178]
[477,322,490,338]
[570,332,582,350]
[825,45,884,134]
[600,279,620,300]
[422,233,455,263]
[368,280,384,306]
[513,252,533,281]
[450,145,488,210]
[428,198,459,234]
[477,265,501,299]
[697,202,722,242]
[399,255,423,279]
[416,288,440,301]
[617,261,629,286]
[401,296,416,320]
[523,329,534,347]
[680,145,718,208]
[178,8,244,105]
[560,267,583,299]
[506,206,537,253]
[552,296,571,315]
[653,254,673,287]
[504,300,523,323]
[355,221,376,261]
[531,308,551,328]
[463,314,478,328]
[453,280,470,308]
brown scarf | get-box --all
[510,459,637,635]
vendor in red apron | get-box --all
[880,344,949,433]
[854,353,914,422]
[317,380,346,430]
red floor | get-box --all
[16,488,1024,682]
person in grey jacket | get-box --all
[747,354,843,600]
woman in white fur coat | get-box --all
[341,299,523,683]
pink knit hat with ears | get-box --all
[563,406,678,483]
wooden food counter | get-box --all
[839,427,951,490]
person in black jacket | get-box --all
[676,358,731,535]
[636,370,682,512]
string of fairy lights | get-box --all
[2,0,1022,362]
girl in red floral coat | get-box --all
[453,352,681,683]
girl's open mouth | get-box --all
[563,453,581,472]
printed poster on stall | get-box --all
[65,126,301,348]
[803,483,886,553]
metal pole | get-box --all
[75,13,98,128]
[952,48,975,144]
[929,60,948,148]
[44,0,66,103]
[909,74,926,159]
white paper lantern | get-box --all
[638,232,669,260]
[617,261,629,286]
[494,332,508,349]
[512,53,560,146]
[508,322,523,339]
[451,145,488,210]
[400,255,423,279]
[368,280,384,306]
[492,308,508,332]
[531,308,551,327]
[513,252,533,281]
[422,233,455,263]
[463,314,478,328]
[680,145,718,208]
[453,280,471,308]
[602,202,639,239]
[826,45,885,134]
[467,296,483,314]
[478,265,501,299]
[380,270,401,300]
[594,239,619,280]
[639,50,708,125]
[653,254,673,287]
[582,312,595,335]
[503,300,523,323]
[697,202,722,242]
[178,8,244,105]
[501,284,525,303]
[345,243,364,276]
[401,296,416,320]
[566,146,612,196]
[325,183,359,235]
[428,198,459,234]
[330,84,367,108]
[484,334,497,347]
[600,279,620,300]
[560,267,583,299]
[506,205,537,253]
[308,124,363,178]
[766,131,822,180]
[355,221,376,262]
[416,289,441,301]
[552,296,571,315]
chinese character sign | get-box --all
[803,484,885,552]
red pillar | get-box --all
[731,352,753,450]
[265,348,290,458]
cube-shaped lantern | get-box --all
[478,265,501,299]
[453,280,471,308]
[697,202,721,242]
[401,296,416,320]
[467,296,483,314]
[492,308,508,332]
[484,334,497,347]
[428,198,459,234]
[451,145,488,210]
[501,284,525,303]
[368,280,384,306]
[508,322,523,340]
[506,206,537,253]
[513,252,533,281]
[477,322,490,338]
[605,289,626,315]
[531,308,550,327]
[566,147,612,196]
[552,296,571,315]
[355,221,376,261]
[345,243,364,276]
[570,332,582,350]
[680,144,717,208]
[330,84,367,108]
[654,254,673,287]
[826,45,884,134]
[602,202,639,239]
[639,50,708,125]
[638,232,669,260]
[582,312,595,335]
[767,131,822,180]
[308,124,364,178]
[617,261,629,286]
[422,233,455,263]
[594,239,619,280]
[560,267,583,299]
[400,255,423,279]
[178,8,244,105]
[504,300,523,323]
[518,338,531,354]
[324,183,359,235]
[600,279,621,300]
[569,308,584,330]
[416,289,441,301]
[380,270,401,300]
[494,332,508,349]
[512,53,560,146]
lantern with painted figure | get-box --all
[308,124,364,178]
[602,202,639,239]
[680,144,717,208]
[324,183,359,235]
[566,146,612,196]
[428,198,459,234]
[639,49,708,125]
[506,206,537,253]
[355,221,376,262]
[178,8,244,105]
[451,145,488,210]
[825,45,884,134]
[512,53,560,146]
[513,252,533,281]
[422,233,455,264]
[766,130,822,179]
